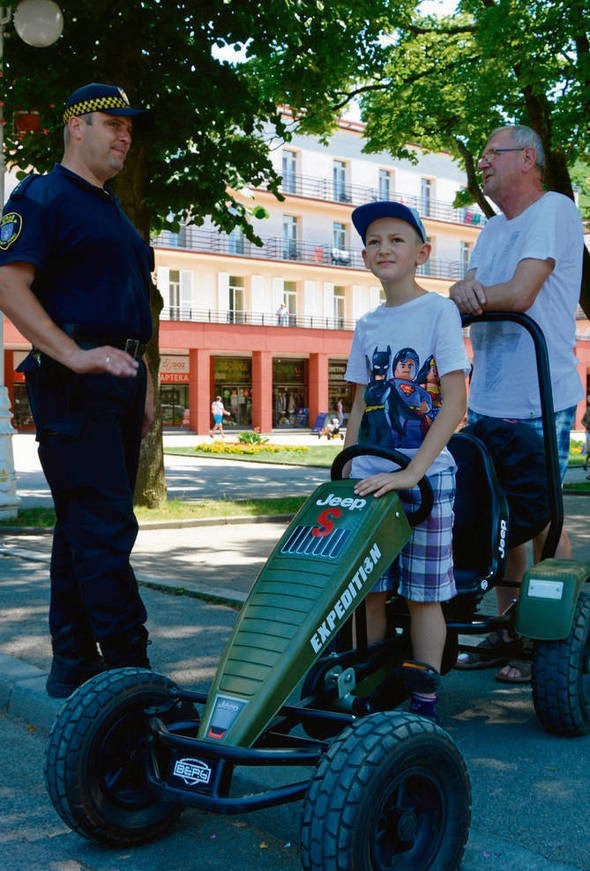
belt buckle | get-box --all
[124,339,141,360]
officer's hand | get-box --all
[449,278,487,315]
[68,345,140,377]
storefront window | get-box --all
[273,358,308,427]
[12,383,34,429]
[214,357,252,427]
[160,384,188,426]
[328,359,353,422]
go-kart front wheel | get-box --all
[45,668,184,845]
[300,711,470,870]
[532,589,590,736]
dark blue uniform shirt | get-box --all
[0,163,152,342]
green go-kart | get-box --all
[44,451,471,869]
[43,313,589,868]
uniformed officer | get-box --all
[0,83,155,698]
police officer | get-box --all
[0,83,154,698]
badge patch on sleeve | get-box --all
[0,213,23,250]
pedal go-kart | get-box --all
[44,312,589,869]
[44,454,470,869]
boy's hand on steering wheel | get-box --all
[353,468,420,499]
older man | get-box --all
[450,124,584,682]
[0,83,154,697]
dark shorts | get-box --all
[464,411,561,547]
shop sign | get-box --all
[214,357,251,381]
[161,355,189,383]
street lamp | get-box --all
[0,0,63,519]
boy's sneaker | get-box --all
[409,692,439,723]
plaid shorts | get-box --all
[372,468,457,603]
[466,406,575,484]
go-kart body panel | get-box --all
[515,559,590,639]
[197,478,411,747]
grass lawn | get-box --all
[165,442,342,467]
[3,496,308,529]
[4,440,586,529]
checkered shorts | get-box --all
[466,406,575,484]
[372,468,457,603]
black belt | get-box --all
[61,325,147,361]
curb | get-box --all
[0,652,62,733]
[0,512,294,536]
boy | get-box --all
[344,201,468,720]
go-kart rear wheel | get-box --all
[532,589,590,736]
[300,711,470,870]
[45,668,184,845]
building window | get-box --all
[283,215,299,259]
[420,177,433,216]
[332,222,350,265]
[228,227,244,254]
[228,275,246,323]
[378,169,392,200]
[460,241,472,276]
[282,149,298,194]
[169,269,181,319]
[284,280,297,326]
[333,159,349,202]
[421,236,433,276]
[334,286,345,328]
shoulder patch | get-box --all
[0,212,23,250]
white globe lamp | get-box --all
[13,0,63,48]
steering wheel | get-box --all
[330,445,434,527]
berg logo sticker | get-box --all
[0,213,23,250]
[172,757,212,787]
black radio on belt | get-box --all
[61,324,146,360]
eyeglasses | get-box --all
[479,147,526,163]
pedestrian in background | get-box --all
[0,83,154,698]
[211,395,230,436]
[276,302,289,326]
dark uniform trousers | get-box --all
[25,357,148,643]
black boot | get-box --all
[100,624,151,670]
[46,624,104,699]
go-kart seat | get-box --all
[448,431,509,597]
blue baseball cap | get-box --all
[63,83,146,123]
[352,201,427,244]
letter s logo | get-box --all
[312,507,342,537]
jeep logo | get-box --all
[316,492,367,511]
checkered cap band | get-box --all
[63,95,130,122]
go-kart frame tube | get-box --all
[143,692,354,814]
[462,312,563,561]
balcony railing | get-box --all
[161,305,358,330]
[154,227,467,281]
[274,175,487,227]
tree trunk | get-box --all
[113,145,168,507]
[135,279,167,507]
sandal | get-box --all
[455,630,522,670]
[495,659,532,684]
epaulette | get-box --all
[11,173,41,199]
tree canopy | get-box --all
[253,0,590,303]
[3,0,411,504]
[4,0,589,505]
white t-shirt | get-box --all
[345,293,469,478]
[468,191,584,418]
